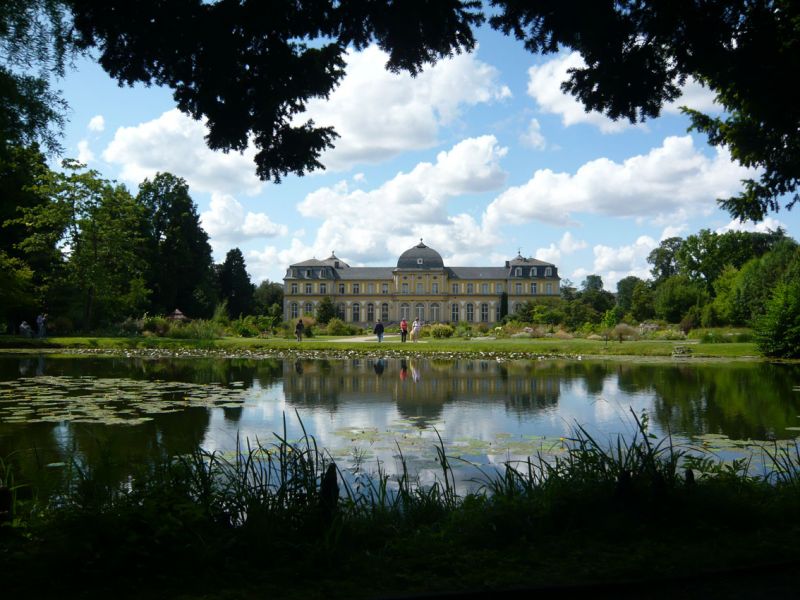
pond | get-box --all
[1,353,799,493]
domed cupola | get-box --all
[396,239,444,269]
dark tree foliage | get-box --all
[218,248,255,319]
[490,0,800,221]
[648,237,684,283]
[66,0,483,182]
[253,280,284,316]
[315,296,336,325]
[137,173,216,318]
[755,279,800,358]
[616,276,643,314]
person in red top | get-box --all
[400,318,408,342]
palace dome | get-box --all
[396,240,444,269]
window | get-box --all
[402,283,409,294]
[368,283,375,294]
[452,283,459,294]
[339,283,345,294]
[290,302,298,318]
[531,282,538,294]
[381,303,389,321]
[496,305,502,321]
[451,303,459,322]
[432,282,439,294]
[415,303,425,320]
[320,283,327,294]
[353,283,360,294]
[367,303,374,321]
[400,303,410,319]
[290,283,298,294]
[305,269,312,277]
[320,269,327,279]
[417,258,423,265]
[531,267,537,276]
[480,303,489,322]
[305,283,312,294]
[430,303,440,322]
[382,283,389,294]
[496,283,503,293]
[515,283,522,294]
[481,283,489,294]
[545,267,552,276]
[337,303,345,319]
[416,282,423,294]
[352,303,360,322]
[546,283,553,294]
[304,302,313,315]
[467,283,474,294]
[466,303,474,322]
[515,267,521,276]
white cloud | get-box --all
[88,115,105,133]
[247,239,315,284]
[590,236,657,289]
[527,52,719,133]
[305,45,511,171]
[535,231,587,264]
[77,140,94,163]
[295,135,508,265]
[200,193,288,245]
[660,224,688,240]
[520,118,546,149]
[483,135,756,228]
[102,109,263,196]
[716,216,786,234]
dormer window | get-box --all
[334,261,339,268]
[515,267,521,276]
[545,267,552,276]
[531,267,537,277]
[305,269,312,277]
[417,258,423,265]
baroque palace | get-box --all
[283,241,560,325]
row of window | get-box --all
[513,266,553,277]
[289,281,555,295]
[289,302,506,323]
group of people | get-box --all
[19,313,47,338]
[293,317,424,342]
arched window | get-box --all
[290,303,299,319]
[451,303,459,322]
[531,267,537,277]
[304,302,313,315]
[337,303,345,319]
[515,267,521,276]
[545,267,552,276]
[415,303,425,320]
[381,303,389,321]
[480,303,489,322]
[466,303,474,322]
[430,303,440,322]
[400,303,410,319]
[367,303,375,322]
[352,303,360,322]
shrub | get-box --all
[454,322,474,338]
[611,323,639,342]
[324,317,359,336]
[429,324,454,338]
[755,280,800,358]
[229,316,260,337]
[48,316,74,335]
[142,315,169,337]
[165,319,225,339]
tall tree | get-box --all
[253,280,284,316]
[137,173,216,318]
[218,248,255,318]
[648,237,684,283]
[616,276,643,314]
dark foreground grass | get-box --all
[2,414,800,599]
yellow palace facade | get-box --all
[283,241,560,325]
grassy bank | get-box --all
[2,417,800,598]
[0,334,763,360]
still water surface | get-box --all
[1,354,799,488]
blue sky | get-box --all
[54,25,799,289]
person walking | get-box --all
[36,313,47,338]
[295,319,305,342]
[373,319,384,342]
[411,317,421,342]
[400,318,408,342]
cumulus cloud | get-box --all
[200,193,287,245]
[77,140,94,163]
[588,236,657,289]
[305,45,511,171]
[660,224,689,240]
[294,135,508,265]
[247,239,316,284]
[102,109,262,196]
[88,115,105,133]
[535,231,587,264]
[716,216,786,234]
[483,135,755,228]
[520,118,546,150]
[527,52,719,133]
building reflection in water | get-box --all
[283,357,561,429]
